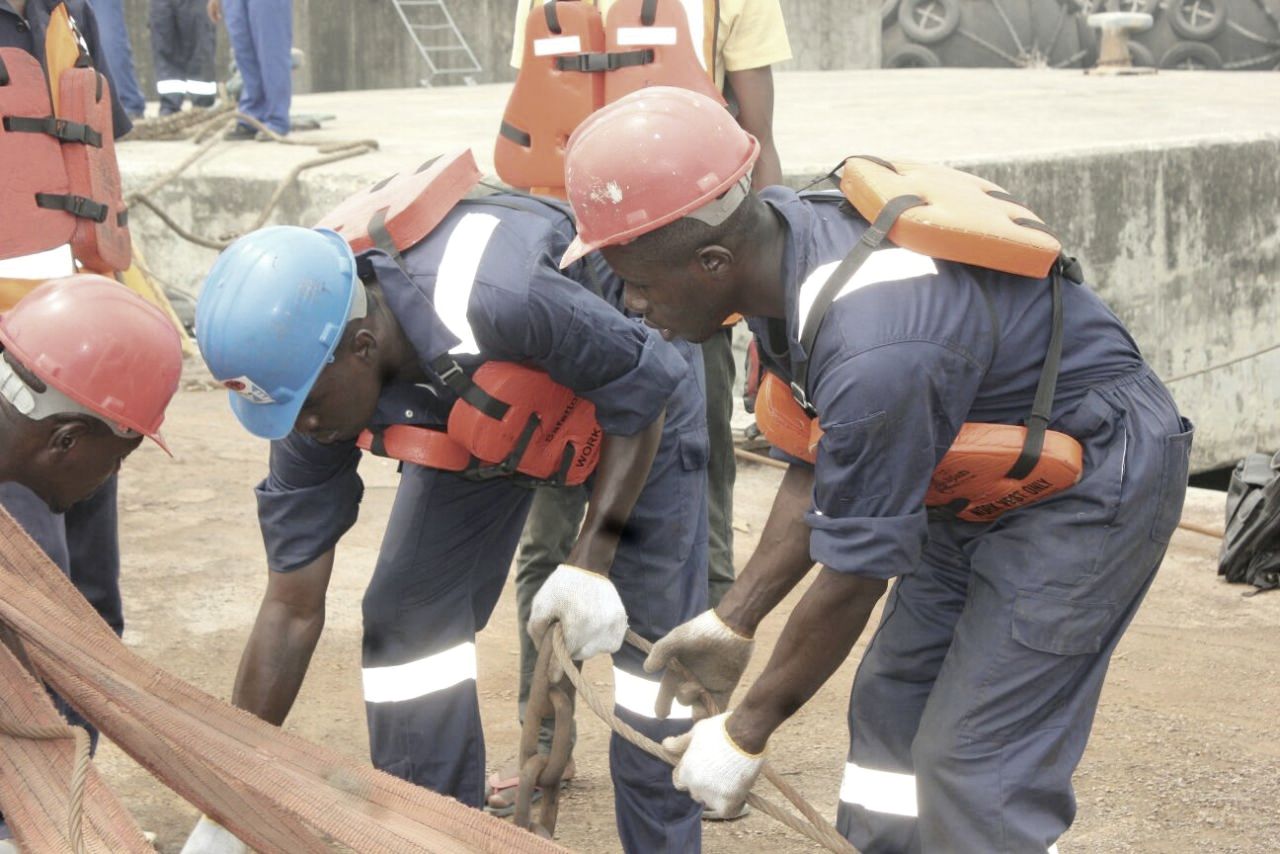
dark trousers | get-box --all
[150,0,217,114]
[837,369,1193,853]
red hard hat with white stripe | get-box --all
[559,86,760,268]
[0,275,183,452]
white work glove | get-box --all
[644,609,753,719]
[663,712,764,818]
[528,564,628,660]
[180,815,249,854]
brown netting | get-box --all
[0,506,565,854]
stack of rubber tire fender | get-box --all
[1102,0,1280,70]
[881,0,1280,69]
[881,0,1097,68]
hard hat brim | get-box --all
[146,430,173,457]
[228,389,308,441]
[559,235,596,270]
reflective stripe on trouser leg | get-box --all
[605,346,707,854]
[838,535,971,854]
[361,464,533,808]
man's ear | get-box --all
[696,244,734,275]
[351,327,378,363]
[46,419,92,456]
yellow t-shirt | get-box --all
[509,0,792,91]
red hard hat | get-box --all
[559,86,760,268]
[0,275,183,453]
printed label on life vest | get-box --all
[966,477,1056,519]
[615,26,678,46]
[221,375,275,405]
[534,35,583,56]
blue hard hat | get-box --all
[196,226,360,440]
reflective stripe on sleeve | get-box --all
[838,761,919,818]
[612,667,693,720]
[796,248,938,334]
[435,212,500,356]
[362,641,477,703]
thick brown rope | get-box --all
[534,624,857,853]
[0,716,92,854]
[124,111,379,251]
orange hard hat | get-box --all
[559,86,759,268]
[0,274,183,452]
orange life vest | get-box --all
[496,0,725,193]
[0,4,130,273]
[755,156,1085,522]
[316,150,605,486]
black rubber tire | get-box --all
[883,42,945,67]
[1127,40,1156,66]
[1169,0,1228,39]
[1160,40,1224,67]
[897,0,963,44]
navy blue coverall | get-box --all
[0,0,131,771]
[221,0,290,135]
[749,188,1194,853]
[256,196,709,853]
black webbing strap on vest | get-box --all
[2,115,102,146]
[554,49,654,72]
[792,193,927,415]
[33,192,108,222]
[543,0,562,34]
[499,121,532,148]
[364,201,511,423]
[792,192,1081,482]
[1003,253,1077,479]
[0,53,9,86]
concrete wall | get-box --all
[121,135,1280,473]
[117,0,880,97]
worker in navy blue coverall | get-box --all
[183,194,708,854]
[0,0,134,806]
[559,87,1194,853]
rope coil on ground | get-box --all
[517,623,857,853]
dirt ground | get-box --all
[92,381,1280,853]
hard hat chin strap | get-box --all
[686,173,751,228]
[0,355,138,439]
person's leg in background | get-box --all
[515,485,586,750]
[244,0,292,135]
[87,0,147,118]
[219,0,262,135]
[183,0,218,108]
[701,326,736,607]
[149,0,187,115]
[361,465,534,806]
[485,483,586,815]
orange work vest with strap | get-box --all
[496,0,724,193]
[0,3,130,275]
[314,149,605,487]
[754,156,1086,522]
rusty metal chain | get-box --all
[517,623,857,854]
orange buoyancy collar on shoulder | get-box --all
[754,156,1084,522]
[317,150,606,486]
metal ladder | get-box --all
[389,0,483,86]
